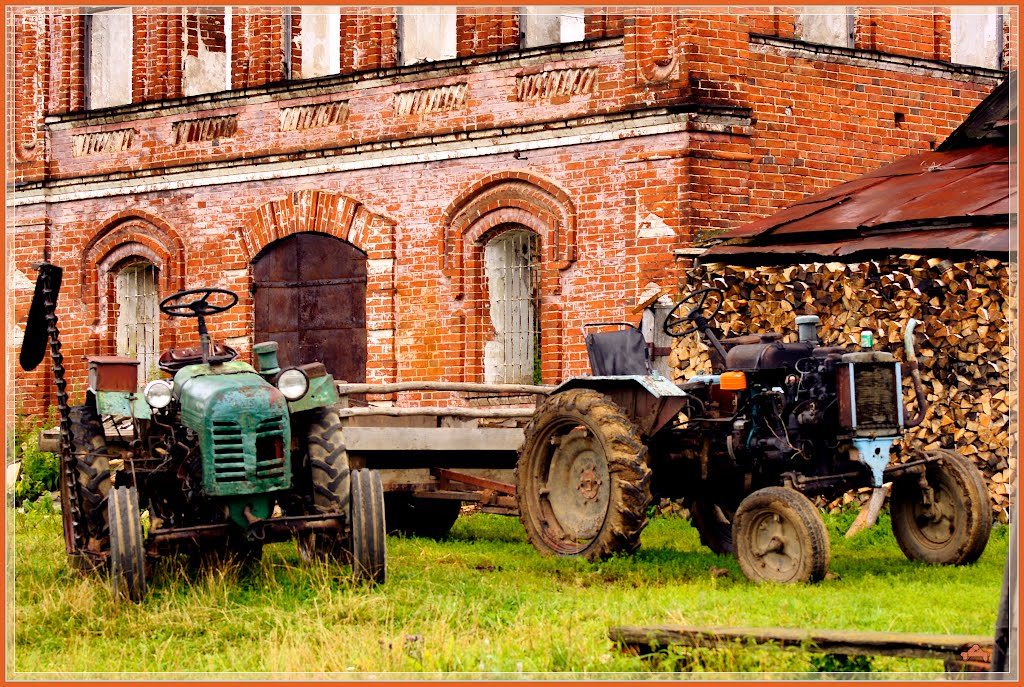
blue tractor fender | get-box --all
[549,374,690,437]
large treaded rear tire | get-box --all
[350,469,386,583]
[298,408,351,562]
[515,389,650,562]
[109,486,147,602]
[68,404,111,548]
[890,449,991,566]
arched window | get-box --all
[483,229,540,384]
[115,260,160,384]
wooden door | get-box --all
[252,232,367,383]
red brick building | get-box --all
[7,6,1011,416]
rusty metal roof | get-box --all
[703,80,1012,265]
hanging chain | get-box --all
[39,263,86,554]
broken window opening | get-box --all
[796,7,854,48]
[85,7,133,109]
[398,6,457,65]
[483,230,541,385]
[951,7,1003,69]
[115,261,160,386]
[183,7,231,96]
[297,6,341,78]
[520,7,585,49]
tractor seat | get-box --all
[158,342,239,373]
[719,332,783,350]
[585,324,652,376]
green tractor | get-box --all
[20,261,386,601]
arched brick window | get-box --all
[483,229,540,384]
[443,172,577,384]
[114,259,160,383]
[82,212,185,360]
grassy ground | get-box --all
[8,506,1008,678]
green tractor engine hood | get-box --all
[174,361,291,500]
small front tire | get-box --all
[733,487,830,584]
[350,469,387,583]
[890,449,991,566]
[108,486,147,602]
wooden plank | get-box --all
[336,406,535,419]
[608,625,994,661]
[378,468,515,491]
[336,381,553,395]
[341,427,524,452]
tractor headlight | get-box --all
[143,379,173,409]
[277,368,309,401]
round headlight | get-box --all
[143,379,173,409]
[277,368,309,401]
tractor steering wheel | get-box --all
[663,287,725,338]
[160,288,238,319]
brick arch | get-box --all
[81,211,186,328]
[442,171,577,295]
[238,189,393,261]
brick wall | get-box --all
[9,7,1007,420]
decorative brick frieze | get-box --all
[71,129,136,157]
[170,115,238,145]
[515,67,599,101]
[279,101,350,131]
[393,83,468,116]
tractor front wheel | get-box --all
[350,468,387,583]
[890,449,991,566]
[515,389,650,562]
[108,486,147,601]
[733,487,830,584]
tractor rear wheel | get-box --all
[516,389,650,562]
[298,408,350,563]
[733,487,830,584]
[690,499,736,555]
[350,468,386,583]
[68,404,112,553]
[108,486,147,601]
[890,449,991,566]
[385,494,462,540]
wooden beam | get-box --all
[336,381,553,395]
[336,406,535,419]
[608,625,994,661]
[340,427,524,452]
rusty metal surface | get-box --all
[252,232,367,383]
[705,119,1011,261]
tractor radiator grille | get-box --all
[254,417,286,479]
[211,420,246,483]
[852,364,899,430]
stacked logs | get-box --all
[668,255,1014,521]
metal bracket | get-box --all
[850,437,897,488]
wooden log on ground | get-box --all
[608,624,994,662]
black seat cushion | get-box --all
[585,328,651,376]
[158,342,239,373]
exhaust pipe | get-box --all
[902,318,928,428]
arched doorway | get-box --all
[251,232,367,383]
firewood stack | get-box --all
[669,255,1014,522]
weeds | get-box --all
[9,509,1008,677]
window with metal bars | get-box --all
[483,230,541,384]
[115,262,160,386]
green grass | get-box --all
[8,508,1008,678]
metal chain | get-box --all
[40,263,87,554]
